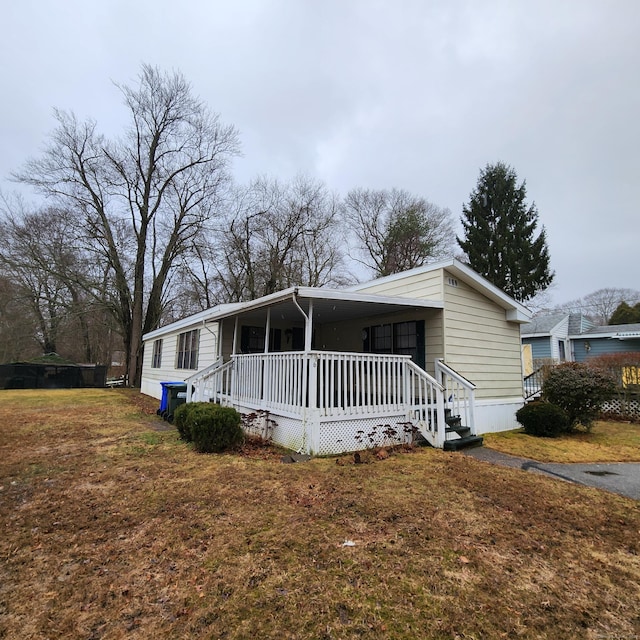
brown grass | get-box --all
[484,420,640,463]
[1,389,639,639]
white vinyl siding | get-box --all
[354,269,444,300]
[442,271,524,400]
[550,316,570,363]
[141,323,219,399]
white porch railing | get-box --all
[315,352,417,415]
[185,351,475,450]
[234,352,307,416]
[435,358,477,442]
[406,361,446,448]
[186,357,232,405]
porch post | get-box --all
[302,352,321,455]
[232,317,239,355]
[305,299,314,351]
[467,387,477,436]
[263,309,271,403]
[264,308,271,353]
[434,359,445,448]
[435,386,446,449]
[304,300,320,454]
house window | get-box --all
[151,339,163,368]
[241,326,266,353]
[371,324,392,353]
[364,320,425,368]
[393,322,418,357]
[176,329,199,369]
[240,326,282,353]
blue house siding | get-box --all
[523,315,640,367]
[523,336,552,360]
[573,338,640,362]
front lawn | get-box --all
[483,420,640,463]
[1,390,639,639]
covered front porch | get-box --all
[185,287,479,454]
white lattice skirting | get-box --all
[601,398,640,420]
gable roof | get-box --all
[521,311,640,341]
[568,313,596,335]
[521,313,567,336]
[521,312,596,338]
[348,258,531,323]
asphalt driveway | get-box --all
[462,447,640,500]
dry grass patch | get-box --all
[484,420,640,463]
[1,389,639,639]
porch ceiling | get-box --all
[217,287,443,326]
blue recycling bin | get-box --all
[158,381,183,416]
[164,383,188,423]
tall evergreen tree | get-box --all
[457,162,554,302]
[609,301,640,325]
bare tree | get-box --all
[0,203,78,355]
[524,286,557,316]
[553,288,640,325]
[0,274,40,362]
[210,176,349,303]
[0,196,119,363]
[14,65,240,384]
[342,188,455,277]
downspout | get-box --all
[292,288,314,352]
[201,320,220,363]
[292,287,308,322]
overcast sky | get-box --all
[1,0,638,307]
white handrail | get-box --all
[435,359,476,390]
[186,357,232,404]
[406,361,445,448]
[435,359,476,439]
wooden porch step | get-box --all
[445,425,471,438]
[443,435,484,451]
[446,416,462,428]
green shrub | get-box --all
[516,401,570,437]
[188,403,244,453]
[542,362,616,431]
[173,402,209,442]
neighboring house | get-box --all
[522,314,640,364]
[521,313,595,365]
[141,259,531,454]
[571,323,640,362]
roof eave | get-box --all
[143,286,444,341]
[348,259,531,322]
